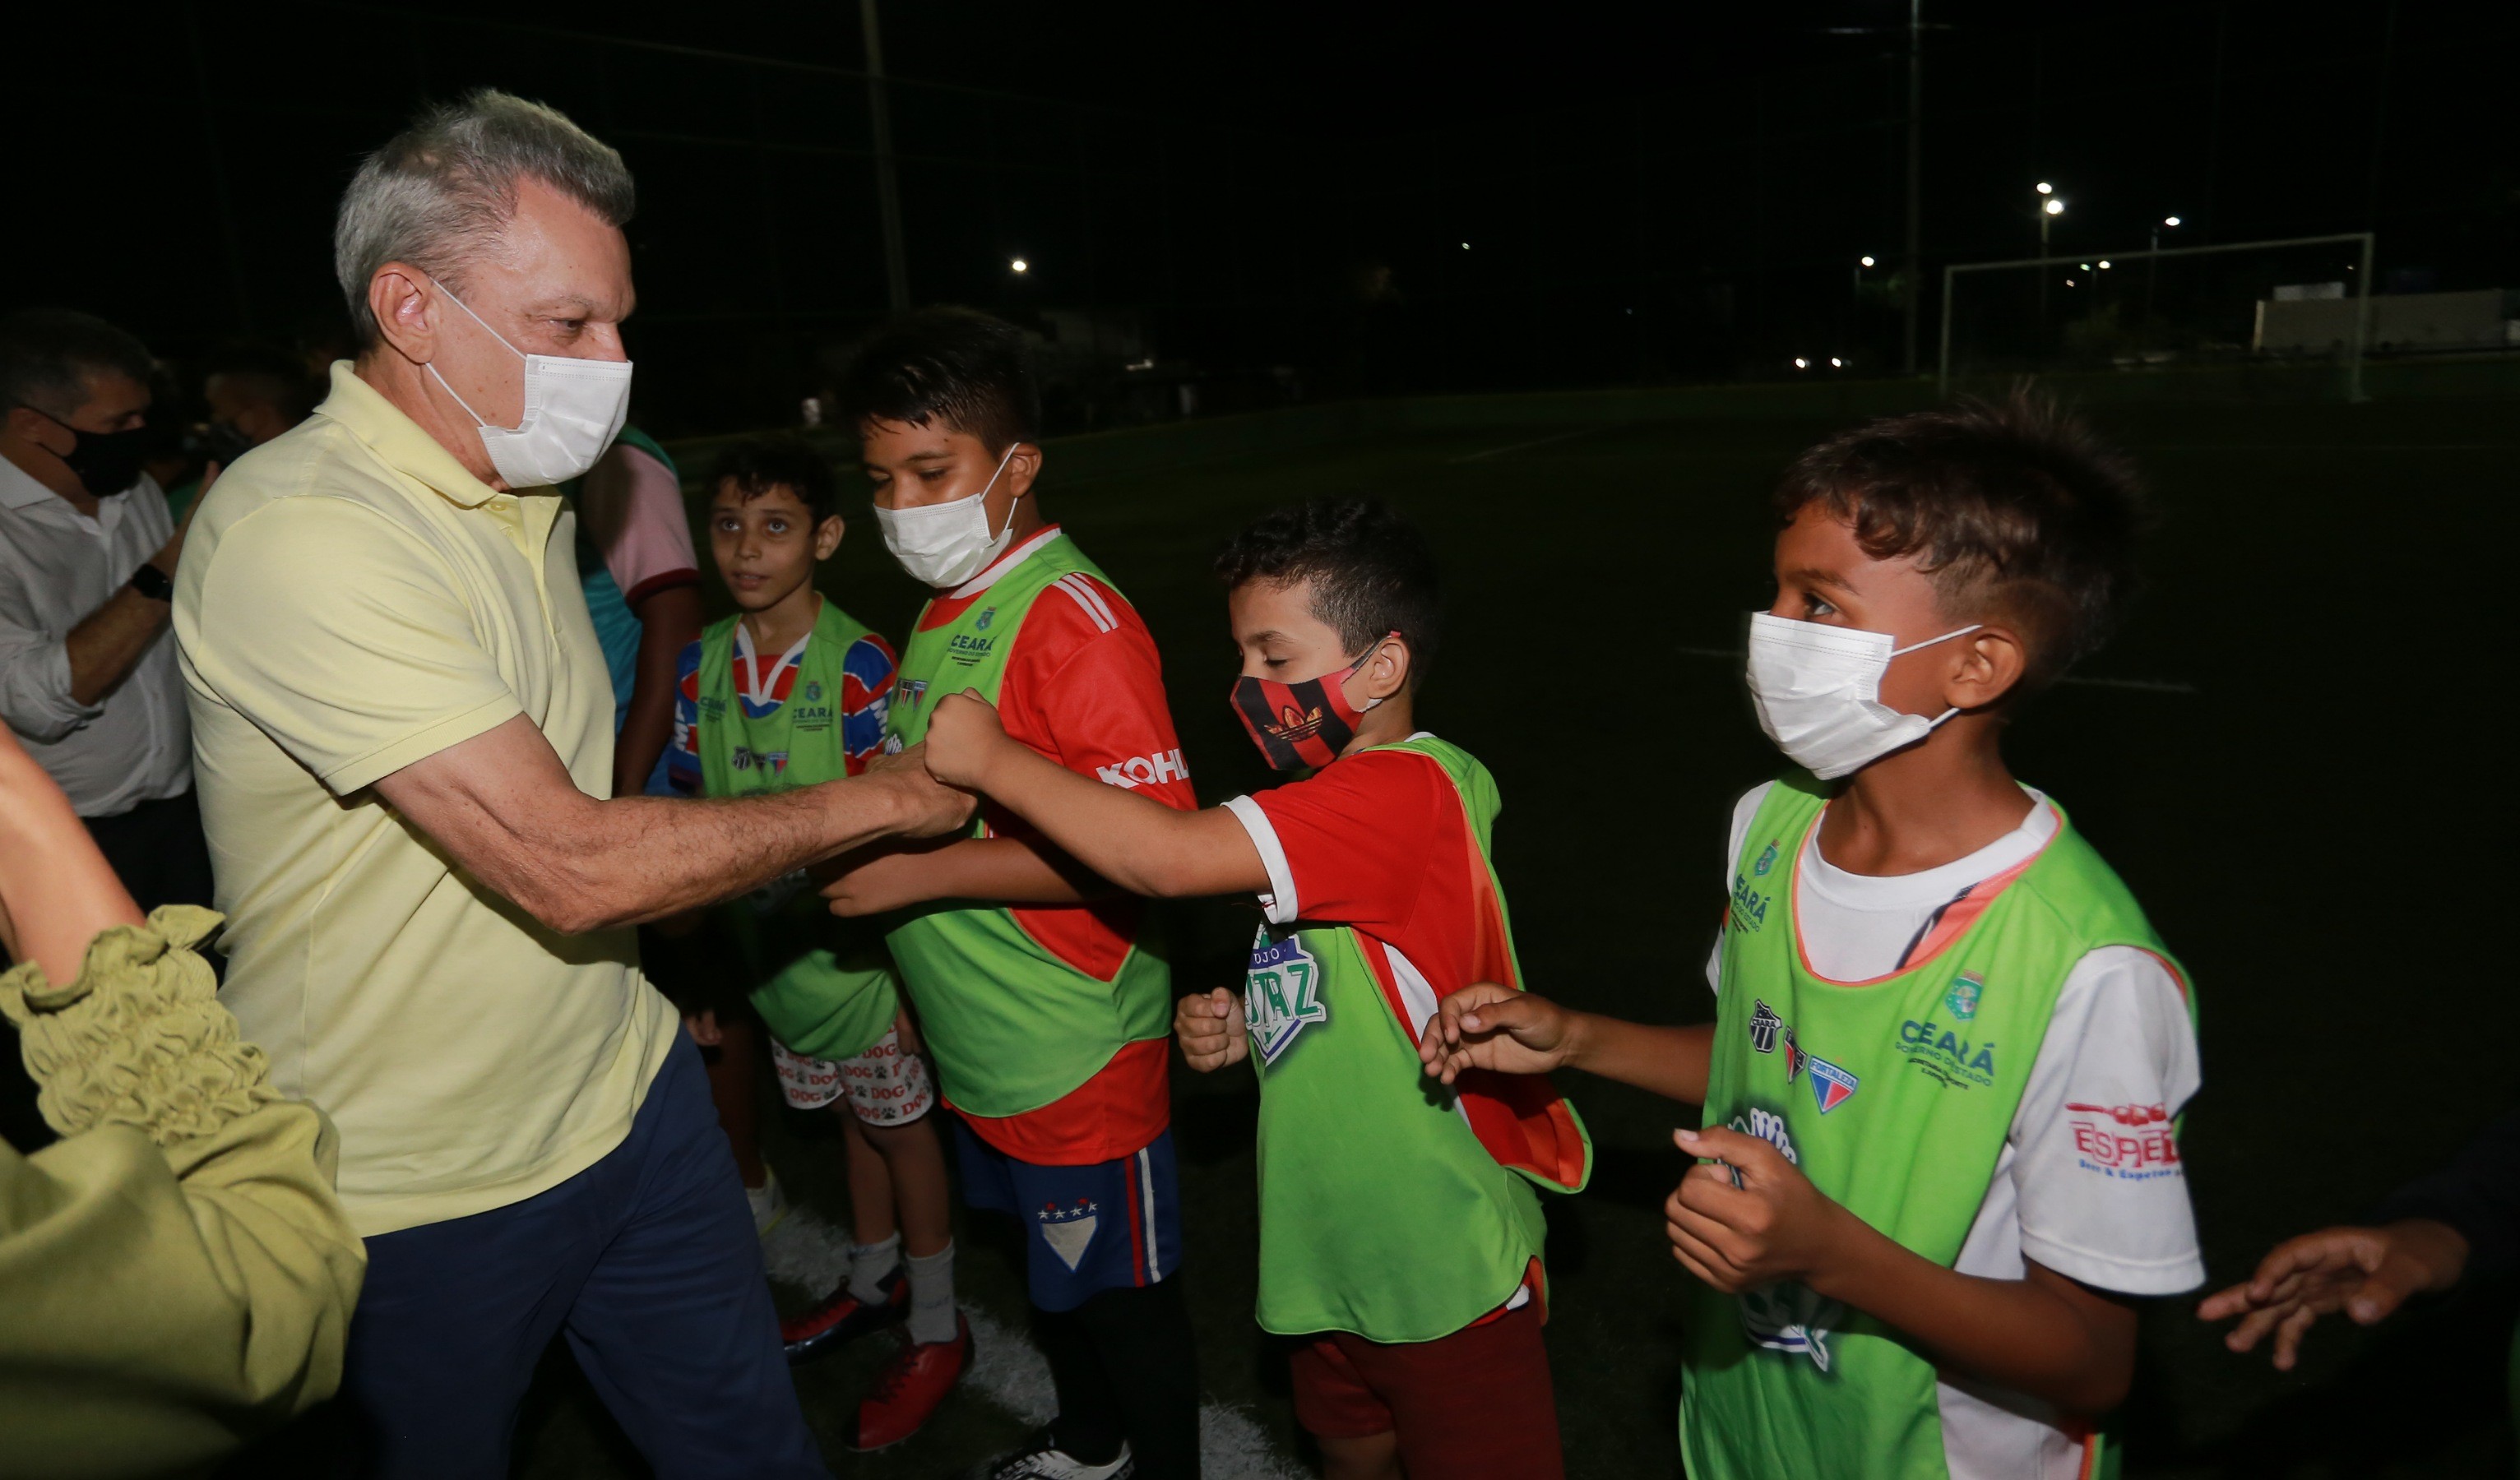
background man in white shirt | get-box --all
[0,307,212,1149]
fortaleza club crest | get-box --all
[1244,928,1327,1065]
[1944,971,1985,1021]
[1805,1054,1859,1113]
[1036,1196,1100,1270]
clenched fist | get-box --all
[1174,987,1248,1073]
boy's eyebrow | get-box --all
[1781,565,1857,592]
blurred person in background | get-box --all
[0,719,364,1478]
[0,308,211,929]
[568,423,702,799]
[164,345,322,520]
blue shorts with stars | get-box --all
[953,1120,1182,1312]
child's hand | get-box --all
[1417,983,1577,1085]
[1174,987,1248,1072]
[2196,1219,2470,1371]
[819,846,935,917]
[1664,1125,1856,1293]
[923,691,1008,790]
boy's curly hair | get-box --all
[1775,389,2146,687]
[1215,497,1443,685]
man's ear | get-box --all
[368,263,440,367]
[2,405,70,456]
[1946,627,2029,711]
[814,513,847,561]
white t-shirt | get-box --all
[1707,782,2204,1480]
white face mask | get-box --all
[1744,611,1983,780]
[871,442,1022,589]
[424,278,632,488]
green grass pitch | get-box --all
[239,386,2520,1478]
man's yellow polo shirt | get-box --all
[174,362,679,1237]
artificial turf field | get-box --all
[227,378,2518,1479]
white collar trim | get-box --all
[946,525,1063,600]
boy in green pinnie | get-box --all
[1420,394,2205,1480]
[920,497,1591,1480]
[661,436,966,1450]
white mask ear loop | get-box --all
[419,275,523,431]
[1889,623,1984,727]
[977,442,1021,539]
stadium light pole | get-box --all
[860,0,912,313]
[2146,215,2180,326]
[1900,0,1924,379]
[2036,187,2064,331]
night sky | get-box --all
[7,1,2509,432]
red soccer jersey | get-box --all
[1232,747,1489,999]
[915,526,1193,1162]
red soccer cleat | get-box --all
[844,1311,971,1452]
[781,1267,907,1364]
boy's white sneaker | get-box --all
[745,1165,790,1238]
[981,1436,1134,1480]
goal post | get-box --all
[1938,231,2377,401]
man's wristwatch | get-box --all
[127,562,174,603]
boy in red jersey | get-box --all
[816,308,1199,1480]
[920,497,1590,1480]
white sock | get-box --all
[847,1232,902,1305]
[905,1241,957,1345]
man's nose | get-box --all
[586,323,630,362]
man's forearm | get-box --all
[66,585,170,705]
[1809,1223,2133,1413]
[540,780,929,929]
[1567,1016,1715,1103]
[376,713,957,937]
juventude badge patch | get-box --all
[1245,927,1327,1065]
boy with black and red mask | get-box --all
[920,496,1592,1480]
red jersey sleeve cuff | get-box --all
[1224,795,1299,926]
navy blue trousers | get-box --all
[341,1038,825,1478]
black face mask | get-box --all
[41,413,151,497]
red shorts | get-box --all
[1287,1297,1563,1480]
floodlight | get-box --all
[1461,242,1471,250]
[2080,263,2092,271]
[1829,358,1843,368]
[1860,256,1875,267]
[1793,358,1809,369]
[2099,260,2112,269]
[2036,182,2053,195]
[1010,257,1030,273]
[2164,215,2181,227]
[2043,198,2064,216]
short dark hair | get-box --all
[712,434,840,523]
[0,308,154,419]
[204,343,321,423]
[1774,389,2143,687]
[1216,497,1443,683]
[838,307,1040,454]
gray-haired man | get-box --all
[174,91,968,1477]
